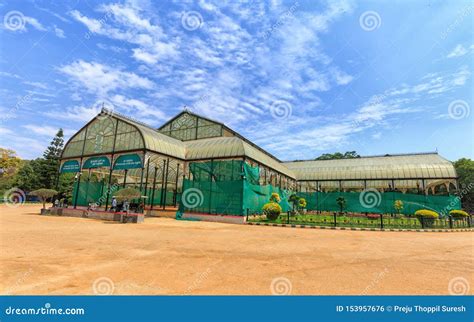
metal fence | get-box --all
[246,211,472,230]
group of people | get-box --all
[110,197,130,213]
[53,199,68,208]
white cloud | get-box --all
[23,81,48,90]
[53,25,65,38]
[246,66,471,159]
[22,125,73,137]
[58,60,154,95]
[44,105,103,123]
[110,94,167,121]
[23,16,47,31]
[70,3,179,64]
[447,44,468,58]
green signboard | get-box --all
[60,160,80,173]
[113,153,143,170]
[83,156,110,169]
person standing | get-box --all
[111,197,117,212]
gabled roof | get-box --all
[109,111,187,159]
[157,109,226,131]
[158,109,285,163]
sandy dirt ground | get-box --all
[1,204,472,295]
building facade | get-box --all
[59,109,459,216]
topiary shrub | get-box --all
[449,210,469,218]
[270,192,281,203]
[414,209,439,228]
[263,202,282,221]
[298,198,307,209]
[414,209,439,218]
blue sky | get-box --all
[0,0,472,161]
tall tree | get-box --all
[39,129,64,189]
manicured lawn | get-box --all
[248,213,470,229]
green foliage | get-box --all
[38,129,64,189]
[114,187,141,201]
[414,209,439,219]
[4,129,65,196]
[449,210,469,218]
[289,194,299,203]
[13,159,42,192]
[315,151,360,160]
[269,192,281,203]
[336,196,346,212]
[453,158,474,213]
[298,198,307,209]
[30,188,58,208]
[0,148,22,194]
[263,202,282,220]
[394,200,404,213]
